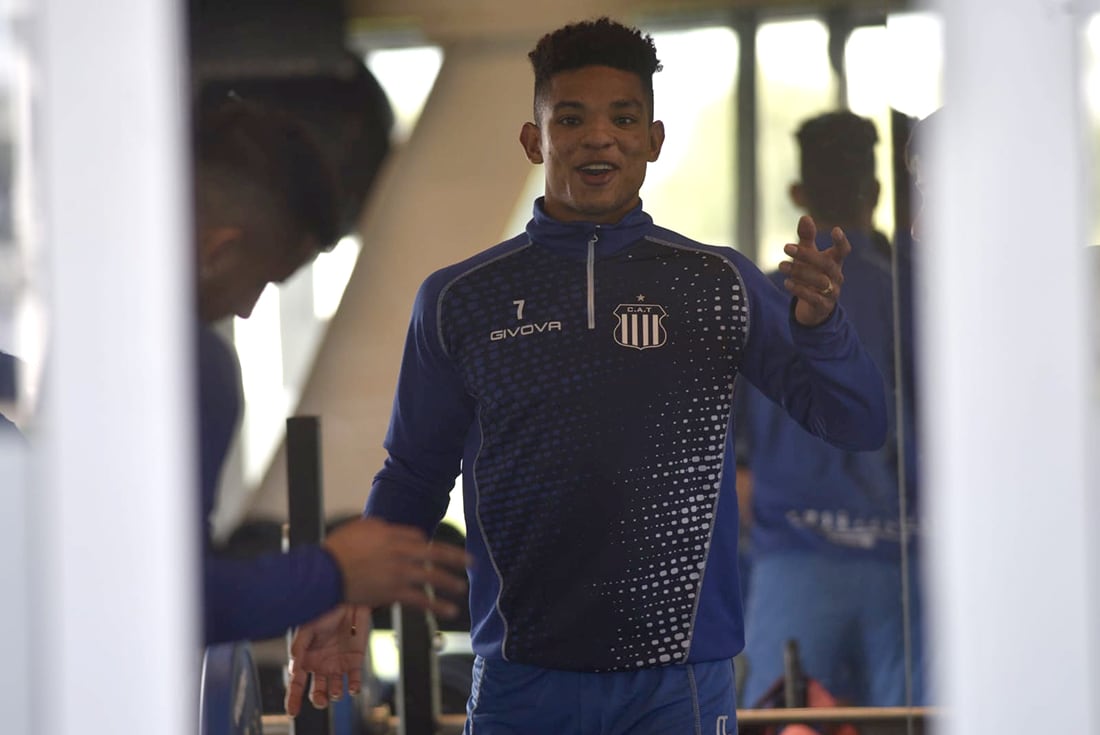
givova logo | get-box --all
[489,321,562,341]
[488,300,563,342]
[613,303,667,350]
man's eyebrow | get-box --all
[551,99,644,114]
[552,100,585,113]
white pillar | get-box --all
[923,1,1096,734]
[32,1,196,734]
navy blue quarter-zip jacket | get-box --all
[366,199,887,672]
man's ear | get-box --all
[647,120,666,162]
[197,226,244,280]
[520,122,543,164]
[789,182,808,209]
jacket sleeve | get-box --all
[732,250,888,452]
[196,327,345,645]
[203,549,343,645]
[364,274,476,535]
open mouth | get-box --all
[577,162,617,184]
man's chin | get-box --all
[569,198,633,223]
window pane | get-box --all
[642,26,739,247]
[845,25,896,243]
[846,13,943,245]
[234,288,289,485]
[883,12,944,120]
[365,46,444,144]
[757,18,837,270]
[849,12,946,246]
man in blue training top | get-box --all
[192,99,468,652]
[287,19,888,734]
[737,111,922,708]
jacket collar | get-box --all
[525,197,654,258]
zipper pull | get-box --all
[586,232,598,329]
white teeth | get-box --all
[581,163,614,173]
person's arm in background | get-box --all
[198,328,468,645]
[205,521,468,645]
[198,327,344,643]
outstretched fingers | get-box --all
[309,672,331,710]
[347,662,363,698]
[827,225,853,264]
[385,535,469,597]
[285,657,310,717]
[779,216,848,326]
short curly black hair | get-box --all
[528,17,662,121]
[796,111,879,226]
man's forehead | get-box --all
[539,66,650,115]
[546,65,644,90]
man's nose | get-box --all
[581,119,615,147]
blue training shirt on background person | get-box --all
[737,226,921,707]
[740,229,917,558]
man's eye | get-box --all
[558,116,581,126]
[615,116,637,125]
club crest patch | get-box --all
[613,303,668,350]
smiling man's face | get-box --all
[520,65,665,224]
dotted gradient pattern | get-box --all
[440,237,749,671]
